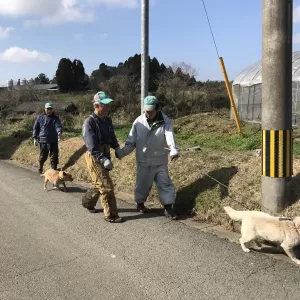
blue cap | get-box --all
[93,91,113,105]
[45,102,53,109]
[143,95,158,111]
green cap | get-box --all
[93,91,113,105]
[143,95,158,111]
[45,102,53,109]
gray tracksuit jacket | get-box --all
[122,111,179,166]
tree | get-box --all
[83,74,90,89]
[34,73,50,84]
[99,63,111,81]
[90,63,112,89]
[149,57,161,91]
[72,59,85,90]
[50,76,57,84]
[171,62,198,78]
[55,58,74,93]
[160,63,167,73]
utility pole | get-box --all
[141,0,149,114]
[261,0,293,213]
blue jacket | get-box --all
[82,113,119,161]
[33,113,62,144]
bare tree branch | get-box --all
[170,62,199,77]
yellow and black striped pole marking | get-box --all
[262,130,293,178]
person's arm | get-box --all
[107,118,120,150]
[121,121,138,157]
[164,116,179,160]
[32,115,40,140]
[83,118,105,161]
[55,116,62,135]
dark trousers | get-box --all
[39,142,59,171]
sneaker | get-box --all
[87,208,102,213]
[164,205,178,220]
[82,204,102,213]
[136,203,150,213]
[104,215,124,223]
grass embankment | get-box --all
[1,110,300,230]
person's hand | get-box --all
[58,132,61,142]
[115,147,124,160]
[171,154,179,161]
[33,139,38,146]
[99,157,113,171]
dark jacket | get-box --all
[33,113,62,144]
[82,113,119,161]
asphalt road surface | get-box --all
[1,160,300,300]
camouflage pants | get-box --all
[83,151,118,218]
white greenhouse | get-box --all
[232,51,300,123]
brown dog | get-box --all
[40,169,74,192]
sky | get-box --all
[1,0,300,86]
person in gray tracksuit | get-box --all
[115,95,179,220]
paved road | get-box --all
[1,160,300,300]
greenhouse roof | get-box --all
[233,51,300,87]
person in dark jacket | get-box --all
[81,91,123,223]
[32,102,62,174]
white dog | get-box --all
[223,206,300,265]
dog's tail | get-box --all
[223,206,244,221]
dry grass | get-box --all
[2,111,300,231]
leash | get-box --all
[58,134,63,171]
[168,147,294,218]
[202,172,283,217]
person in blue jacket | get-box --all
[32,102,62,173]
[81,91,123,223]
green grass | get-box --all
[176,131,261,151]
[114,124,132,142]
[294,141,300,157]
[3,112,300,157]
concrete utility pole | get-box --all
[261,0,293,213]
[141,0,149,114]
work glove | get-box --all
[33,139,38,146]
[99,157,113,171]
[171,154,179,161]
[115,147,124,160]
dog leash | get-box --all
[171,148,295,218]
[57,133,63,171]
[201,172,292,218]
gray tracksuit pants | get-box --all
[135,164,175,206]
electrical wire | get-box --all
[201,0,220,59]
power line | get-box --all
[201,0,220,58]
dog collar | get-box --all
[279,217,300,233]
